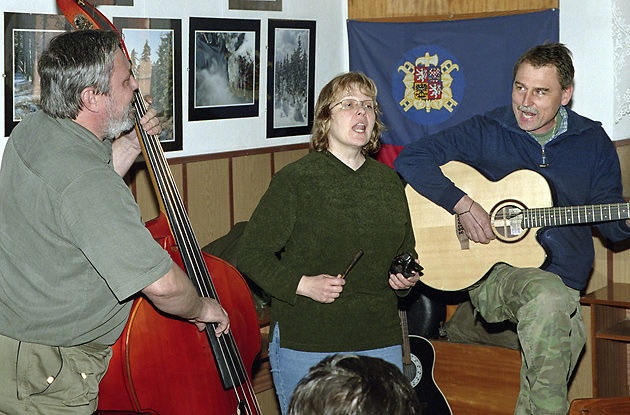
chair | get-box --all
[568,397,630,414]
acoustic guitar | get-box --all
[399,307,452,415]
[406,161,630,291]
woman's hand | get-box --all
[296,274,346,303]
[389,268,420,290]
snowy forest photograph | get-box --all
[10,30,61,121]
[5,12,73,136]
[118,17,182,151]
[267,20,315,138]
[189,18,260,121]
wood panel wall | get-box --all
[128,143,309,249]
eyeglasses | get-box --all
[331,98,376,113]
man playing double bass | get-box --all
[0,29,230,415]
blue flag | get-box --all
[348,10,559,166]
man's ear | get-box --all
[561,84,573,106]
[80,87,101,113]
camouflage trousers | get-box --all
[469,263,585,415]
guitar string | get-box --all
[526,202,630,227]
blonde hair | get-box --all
[310,72,384,155]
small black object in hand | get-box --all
[389,252,423,278]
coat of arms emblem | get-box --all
[398,52,459,113]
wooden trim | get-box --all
[229,157,235,228]
[163,143,309,165]
[270,152,276,176]
[181,163,188,213]
[614,138,630,147]
[608,246,615,287]
[350,8,553,22]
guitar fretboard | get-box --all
[522,202,630,229]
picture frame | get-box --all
[266,19,316,139]
[4,12,74,137]
[189,17,260,121]
[114,17,183,152]
[228,0,282,12]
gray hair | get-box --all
[38,30,121,119]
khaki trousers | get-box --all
[0,334,112,415]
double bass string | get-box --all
[133,92,258,411]
[132,92,261,413]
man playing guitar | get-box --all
[394,43,630,415]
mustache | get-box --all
[518,105,539,115]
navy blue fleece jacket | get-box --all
[394,105,630,290]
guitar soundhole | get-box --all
[490,200,529,243]
[409,354,423,388]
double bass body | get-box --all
[97,214,262,414]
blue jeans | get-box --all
[268,323,403,414]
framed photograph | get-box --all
[4,12,74,137]
[189,17,260,121]
[115,17,183,152]
[266,19,316,138]
[229,0,281,12]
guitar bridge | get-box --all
[455,215,470,250]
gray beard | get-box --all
[103,100,135,140]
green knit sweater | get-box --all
[238,151,416,352]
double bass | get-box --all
[56,1,262,414]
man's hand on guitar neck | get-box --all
[454,195,496,244]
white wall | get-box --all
[3,1,626,161]
[0,0,349,159]
[560,0,630,140]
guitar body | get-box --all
[405,161,552,291]
[404,335,452,415]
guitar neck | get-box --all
[523,202,630,228]
[398,308,412,365]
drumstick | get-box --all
[340,249,364,279]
